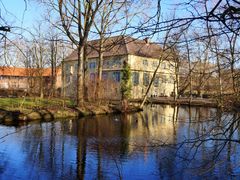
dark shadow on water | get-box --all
[0,108,21,123]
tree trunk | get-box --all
[95,37,104,100]
[77,45,84,106]
[50,40,57,97]
[173,56,180,102]
[83,45,88,102]
[140,56,163,109]
[215,47,223,106]
[230,63,236,94]
[40,76,44,98]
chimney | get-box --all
[144,37,150,44]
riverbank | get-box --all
[1,96,238,123]
[0,97,141,123]
[131,97,218,107]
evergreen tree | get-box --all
[121,61,132,100]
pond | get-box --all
[0,105,240,179]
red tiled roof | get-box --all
[65,36,163,61]
[0,67,61,77]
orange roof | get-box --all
[42,67,62,76]
[0,67,61,77]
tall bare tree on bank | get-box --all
[209,27,224,106]
[92,0,148,101]
[48,34,58,97]
[222,30,240,95]
[45,27,64,97]
[56,0,104,105]
[93,0,115,100]
[92,0,128,100]
[31,23,48,98]
[171,46,181,102]
[183,32,193,103]
[140,29,172,109]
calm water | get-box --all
[0,105,240,180]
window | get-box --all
[1,82,8,88]
[66,74,71,83]
[132,72,139,86]
[162,75,166,83]
[73,74,77,83]
[103,61,107,68]
[168,63,171,69]
[169,76,175,84]
[65,64,70,73]
[74,63,78,73]
[154,76,159,87]
[143,59,148,66]
[161,62,166,69]
[19,83,26,89]
[89,61,96,69]
[113,58,122,67]
[102,72,108,80]
[103,60,111,68]
[143,73,149,86]
[113,71,121,82]
[152,61,158,67]
[90,73,95,81]
[12,82,17,88]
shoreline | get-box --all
[0,101,142,123]
[1,96,239,123]
[130,97,218,108]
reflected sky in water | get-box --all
[0,105,240,179]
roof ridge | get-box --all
[87,35,126,43]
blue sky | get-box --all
[0,0,198,43]
[1,0,180,33]
[1,0,43,29]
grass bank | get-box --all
[0,97,126,123]
[0,97,73,110]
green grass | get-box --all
[0,97,73,110]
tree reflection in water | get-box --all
[0,105,239,179]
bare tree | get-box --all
[92,0,128,100]
[183,32,193,102]
[209,27,224,106]
[140,29,172,109]
[56,0,104,105]
[170,45,181,101]
[222,30,240,95]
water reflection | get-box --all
[0,105,239,179]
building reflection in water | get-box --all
[0,105,239,179]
